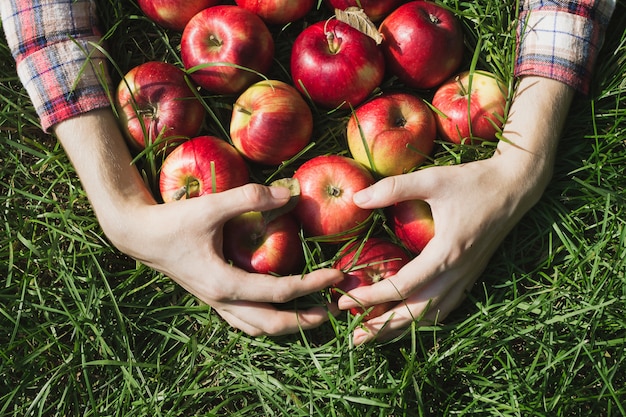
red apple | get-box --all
[290,19,385,109]
[325,0,404,22]
[115,61,205,152]
[180,5,275,95]
[346,92,436,177]
[230,80,313,165]
[159,135,249,202]
[333,237,411,319]
[432,70,508,144]
[234,0,315,25]
[379,1,464,90]
[293,155,375,241]
[388,199,434,254]
[223,211,304,275]
[137,0,222,31]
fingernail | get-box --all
[333,271,345,283]
[338,295,356,310]
[353,188,371,206]
[269,185,291,200]
[353,330,369,346]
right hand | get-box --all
[114,183,344,336]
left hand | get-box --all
[337,75,575,345]
[337,151,548,345]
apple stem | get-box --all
[395,116,407,128]
[137,107,157,122]
[172,186,189,201]
[235,104,252,116]
[328,185,342,198]
[326,31,342,54]
[172,178,200,201]
[429,13,441,25]
[208,34,223,47]
[456,75,468,96]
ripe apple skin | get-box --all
[293,155,375,241]
[230,80,313,165]
[333,237,411,319]
[180,5,275,95]
[290,19,385,110]
[347,92,436,177]
[432,70,508,144]
[379,1,464,90]
[159,135,249,203]
[234,0,315,25]
[325,0,404,22]
[223,211,304,275]
[116,61,205,152]
[137,0,221,31]
[387,199,434,254]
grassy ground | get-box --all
[1,1,625,416]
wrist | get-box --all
[490,146,555,213]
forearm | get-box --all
[495,76,575,203]
[506,0,615,175]
[501,77,575,156]
[53,108,157,253]
[497,0,616,205]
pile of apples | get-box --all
[116,0,509,319]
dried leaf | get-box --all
[261,177,301,224]
[335,7,383,45]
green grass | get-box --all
[1,0,625,416]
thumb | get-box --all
[200,183,292,222]
[353,170,435,209]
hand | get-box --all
[127,183,344,336]
[338,153,541,344]
[54,109,343,337]
[337,76,575,345]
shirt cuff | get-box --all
[515,2,613,95]
[15,37,113,132]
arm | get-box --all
[2,0,343,336]
[54,109,342,335]
[343,76,574,344]
[340,0,616,345]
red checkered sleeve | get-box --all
[515,0,616,95]
[1,0,112,132]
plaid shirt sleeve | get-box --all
[515,0,616,95]
[0,0,112,132]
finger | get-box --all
[217,307,267,336]
[337,239,446,311]
[200,182,293,223]
[218,301,335,336]
[352,169,440,209]
[212,266,343,305]
[351,271,475,345]
[351,290,443,345]
[352,303,441,346]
